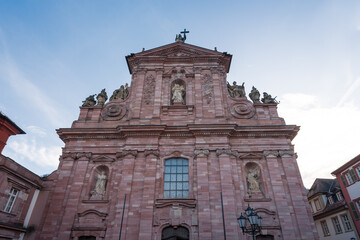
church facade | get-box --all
[35,39,318,239]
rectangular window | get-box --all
[3,188,19,213]
[341,214,352,231]
[328,196,334,204]
[355,165,360,178]
[164,158,189,199]
[345,172,354,185]
[320,220,330,236]
[336,192,343,201]
[314,198,321,211]
[356,199,360,213]
[332,217,343,234]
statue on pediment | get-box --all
[82,94,96,107]
[261,92,279,104]
[249,86,261,104]
[227,81,246,98]
[96,89,108,106]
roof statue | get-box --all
[175,28,189,43]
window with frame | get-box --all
[332,216,343,234]
[355,165,360,178]
[345,172,354,185]
[314,198,321,211]
[336,192,343,201]
[320,220,330,236]
[3,188,19,213]
[164,158,189,199]
[356,199,360,213]
[328,196,334,204]
[341,214,352,231]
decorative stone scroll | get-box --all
[216,149,239,158]
[144,75,156,104]
[194,149,210,158]
[117,150,138,158]
[62,152,92,161]
[201,74,214,104]
[100,103,127,121]
[230,101,256,119]
[263,150,280,158]
[145,149,160,157]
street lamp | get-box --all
[237,204,262,240]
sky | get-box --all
[0,0,359,188]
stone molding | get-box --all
[62,152,92,161]
[116,150,138,158]
[216,148,239,158]
[238,152,263,160]
[155,199,197,209]
[263,150,280,158]
[91,155,115,163]
[144,149,160,157]
[279,150,295,157]
[194,149,210,158]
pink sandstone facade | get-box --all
[34,42,318,239]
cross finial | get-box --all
[175,28,190,43]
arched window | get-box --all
[161,226,189,240]
[164,158,189,198]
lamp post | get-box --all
[237,204,262,240]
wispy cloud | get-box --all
[4,137,61,168]
[0,28,70,127]
[279,93,360,188]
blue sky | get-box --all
[0,1,359,187]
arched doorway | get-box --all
[161,226,189,240]
[256,234,274,240]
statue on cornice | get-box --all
[110,84,129,101]
[172,83,185,104]
[261,92,279,104]
[249,86,261,104]
[227,81,246,98]
[96,89,108,106]
[82,94,96,107]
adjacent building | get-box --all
[307,178,357,240]
[332,154,360,237]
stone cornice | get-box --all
[57,124,299,142]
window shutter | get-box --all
[349,169,358,182]
[340,175,348,187]
[349,202,360,220]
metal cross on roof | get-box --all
[175,28,190,43]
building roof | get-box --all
[0,112,25,134]
[331,154,360,175]
[307,178,340,199]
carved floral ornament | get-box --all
[201,74,214,104]
[143,75,156,105]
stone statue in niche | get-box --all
[172,83,185,104]
[261,92,279,104]
[96,89,108,106]
[110,83,129,101]
[246,163,262,196]
[82,94,96,107]
[227,81,246,98]
[249,86,261,104]
[90,170,107,200]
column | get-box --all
[194,149,212,240]
[216,149,240,239]
[138,150,159,240]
